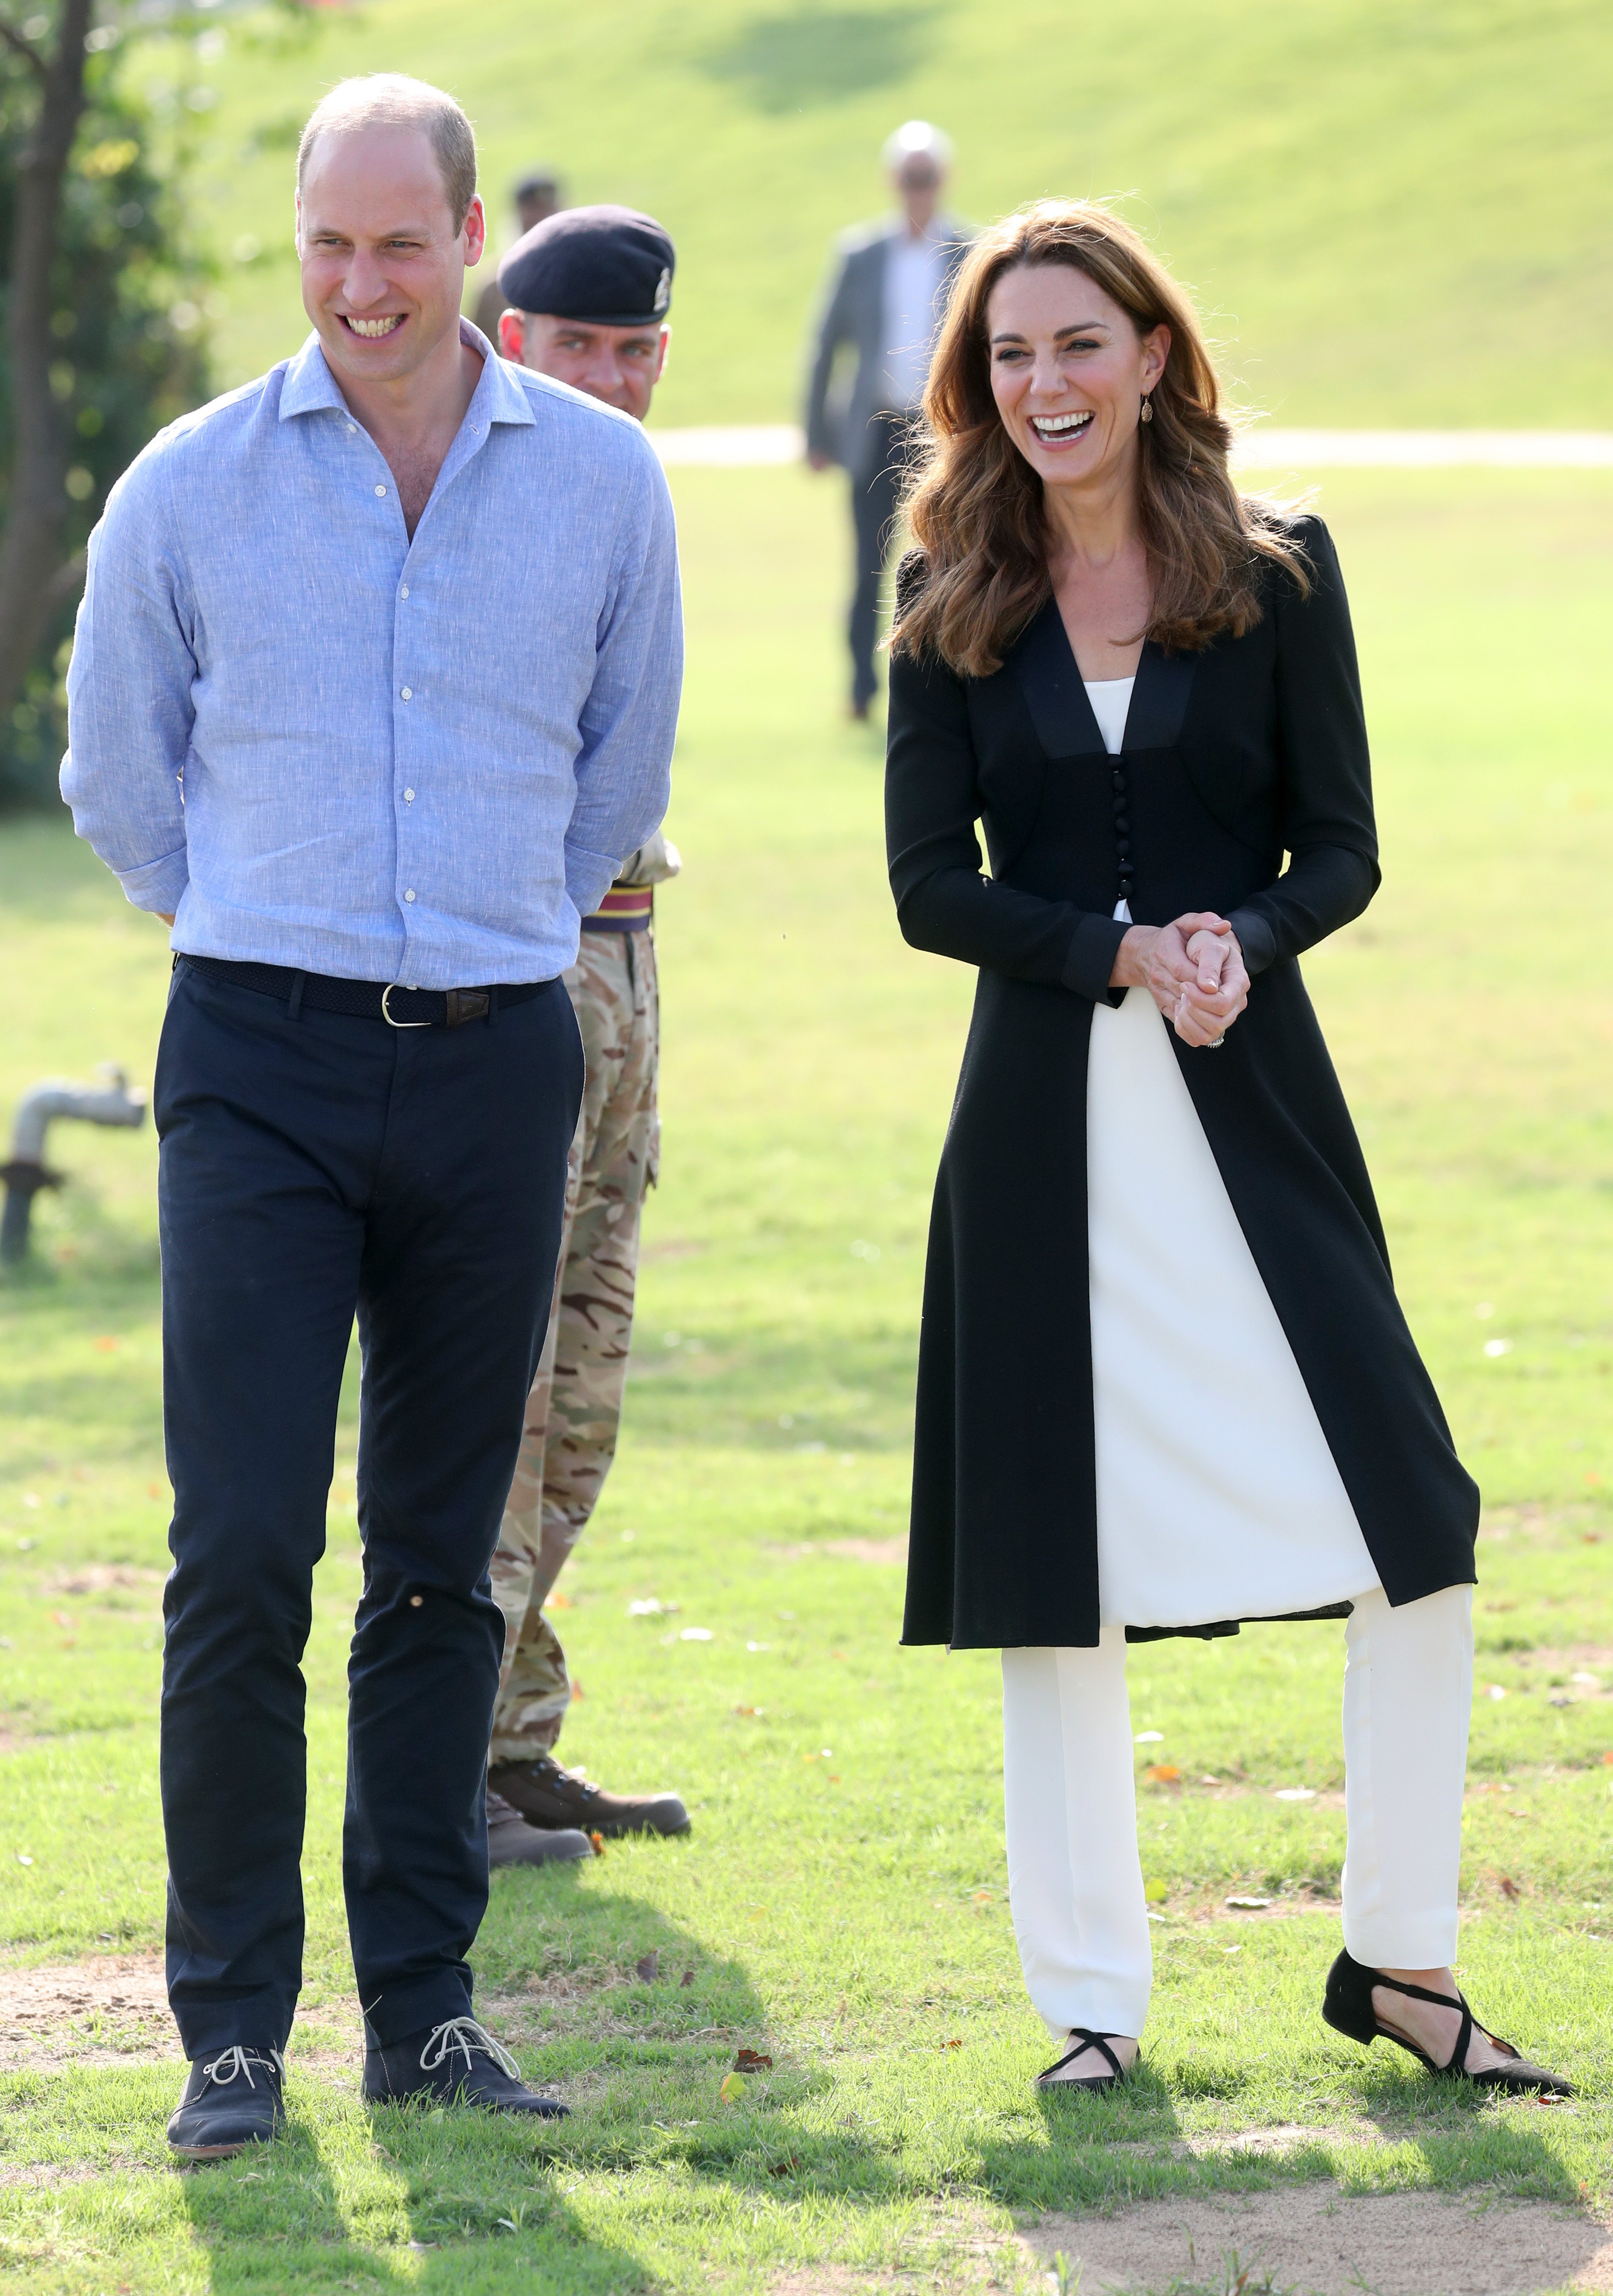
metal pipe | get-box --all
[1,1064,147,1264]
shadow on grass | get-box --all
[161,1868,773,2290]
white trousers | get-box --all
[1000,1583,1474,2039]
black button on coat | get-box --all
[885,516,1478,1651]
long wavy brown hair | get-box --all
[892,201,1309,675]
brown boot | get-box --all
[489,1756,690,1839]
[486,1787,595,1868]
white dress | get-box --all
[1082,676,1379,1629]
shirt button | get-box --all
[400,584,410,599]
[404,788,416,802]
[404,888,416,902]
[400,687,412,700]
[375,484,387,497]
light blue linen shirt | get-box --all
[61,323,681,987]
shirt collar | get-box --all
[278,319,536,431]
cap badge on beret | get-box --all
[653,266,671,317]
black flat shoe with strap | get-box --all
[1322,1948,1572,2096]
[1034,2028,1134,2093]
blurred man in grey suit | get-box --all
[804,122,969,719]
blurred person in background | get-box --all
[473,166,563,341]
[61,77,680,2157]
[479,204,690,1862]
[885,202,1570,2103]
[804,121,969,720]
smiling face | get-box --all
[985,260,1168,497]
[500,310,669,422]
[297,123,486,392]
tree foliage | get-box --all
[0,20,213,805]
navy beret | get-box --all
[497,204,675,328]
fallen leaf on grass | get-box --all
[719,2072,747,2103]
[679,1970,694,1988]
[1144,1879,1169,1904]
[1500,1875,1521,1900]
[944,2038,961,2049]
[1225,1895,1272,1910]
[635,1952,659,1982]
[544,1592,573,1610]
[734,2048,772,2071]
[50,1612,74,1630]
[1145,1764,1180,1783]
[768,2157,799,2176]
[734,1705,764,1717]
[589,1831,606,1856]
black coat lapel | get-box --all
[1125,641,1197,750]
[1009,598,1106,757]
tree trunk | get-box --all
[0,0,93,721]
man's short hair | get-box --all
[298,75,478,231]
[882,119,954,173]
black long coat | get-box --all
[886,516,1478,1651]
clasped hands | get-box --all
[1108,911,1249,1048]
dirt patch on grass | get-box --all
[1020,2186,1613,2294]
[44,1565,163,1598]
[0,1958,369,2072]
[824,1537,908,1567]
[0,2159,153,2186]
[0,1953,173,2065]
[764,1537,910,1565]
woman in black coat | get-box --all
[886,201,1566,2099]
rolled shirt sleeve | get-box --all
[61,446,196,919]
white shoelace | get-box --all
[418,2017,520,2081]
[199,2044,284,2090]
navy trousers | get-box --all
[154,961,582,2057]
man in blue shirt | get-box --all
[62,73,681,2159]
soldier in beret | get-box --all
[480,205,689,1861]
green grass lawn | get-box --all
[1,465,1611,2290]
[138,0,1613,428]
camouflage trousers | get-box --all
[487,929,658,1764]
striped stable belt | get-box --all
[581,884,654,934]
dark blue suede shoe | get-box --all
[362,2015,568,2116]
[167,2044,286,2159]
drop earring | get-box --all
[1139,396,1154,424]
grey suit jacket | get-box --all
[804,215,971,475]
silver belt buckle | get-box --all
[381,983,431,1029]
